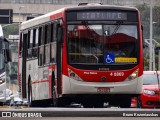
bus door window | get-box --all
[32,28,38,58]
[38,26,45,66]
[44,24,51,64]
[27,30,33,59]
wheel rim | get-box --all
[28,82,32,106]
[29,88,32,106]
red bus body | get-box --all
[18,4,143,108]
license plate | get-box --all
[97,87,110,93]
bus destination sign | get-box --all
[77,12,127,20]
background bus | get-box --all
[19,3,143,108]
[0,25,10,105]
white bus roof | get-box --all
[20,5,138,31]
[20,8,65,30]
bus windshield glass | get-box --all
[67,23,138,64]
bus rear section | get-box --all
[62,5,143,108]
[0,27,10,105]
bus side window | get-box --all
[32,28,38,58]
[27,30,33,59]
[27,31,31,58]
[51,22,54,42]
[38,26,45,66]
[38,27,41,66]
[50,22,57,63]
[45,24,51,44]
[44,24,51,64]
[51,43,56,63]
[54,22,58,41]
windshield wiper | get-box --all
[111,21,123,36]
[81,21,96,38]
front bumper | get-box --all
[141,94,160,108]
[63,75,143,94]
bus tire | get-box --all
[54,97,70,107]
[119,97,131,108]
[137,96,143,108]
[28,76,33,107]
[94,102,104,108]
[82,100,104,108]
[82,102,94,108]
[0,102,3,106]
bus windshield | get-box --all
[67,23,138,64]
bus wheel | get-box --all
[28,80,32,107]
[119,97,131,108]
[54,97,70,107]
[0,102,3,106]
[93,102,104,108]
[82,102,94,108]
[81,98,104,108]
[137,96,142,108]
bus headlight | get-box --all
[68,69,83,81]
[0,78,5,84]
[127,69,139,80]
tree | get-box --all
[136,4,160,70]
[2,24,19,38]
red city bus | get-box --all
[18,3,143,108]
